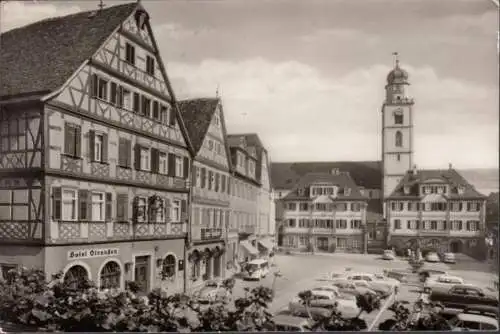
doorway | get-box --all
[134,255,150,295]
[450,240,462,253]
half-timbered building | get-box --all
[0,3,193,293]
[178,97,231,290]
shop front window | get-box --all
[64,265,89,290]
[100,261,121,290]
[162,255,176,278]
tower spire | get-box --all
[216,83,220,98]
[392,51,400,67]
[98,0,106,10]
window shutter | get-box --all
[221,175,226,193]
[118,138,126,167]
[183,157,189,179]
[64,123,71,154]
[52,187,62,220]
[151,148,159,173]
[227,177,231,195]
[208,171,213,190]
[102,134,108,162]
[181,200,187,221]
[134,144,141,170]
[105,193,112,220]
[133,93,140,113]
[75,126,81,157]
[110,82,117,104]
[466,221,470,231]
[192,166,197,185]
[88,130,95,161]
[167,153,176,177]
[201,168,206,188]
[215,173,220,192]
[91,74,98,97]
[86,191,92,221]
[169,107,176,126]
[79,190,88,220]
[164,198,171,221]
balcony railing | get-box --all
[200,228,223,240]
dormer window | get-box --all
[135,10,149,30]
[298,189,305,196]
[344,188,351,196]
[457,185,465,195]
[403,185,410,195]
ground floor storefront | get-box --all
[388,235,486,259]
[280,233,365,253]
[186,241,225,291]
[0,238,186,294]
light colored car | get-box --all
[312,285,341,296]
[448,313,499,331]
[317,271,347,281]
[423,274,464,293]
[331,279,378,297]
[443,252,456,264]
[345,272,400,295]
[425,252,440,263]
[273,312,315,332]
[288,295,360,318]
[382,249,395,260]
[195,279,231,303]
[309,289,336,300]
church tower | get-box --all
[382,53,414,211]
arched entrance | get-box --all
[450,240,462,253]
[189,250,201,281]
[203,248,212,280]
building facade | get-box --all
[279,171,370,253]
[178,98,231,289]
[227,134,274,265]
[386,166,487,259]
[0,3,192,293]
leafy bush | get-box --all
[0,267,455,332]
[378,300,452,331]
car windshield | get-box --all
[248,264,259,271]
[205,281,219,287]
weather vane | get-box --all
[392,51,400,67]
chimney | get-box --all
[448,163,452,170]
[330,168,340,175]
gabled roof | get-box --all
[177,98,220,154]
[271,161,382,190]
[282,172,367,201]
[0,2,138,99]
[388,168,486,199]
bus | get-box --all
[243,259,269,280]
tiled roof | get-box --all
[388,168,486,199]
[177,98,220,154]
[282,172,367,201]
[0,2,138,99]
[271,161,382,190]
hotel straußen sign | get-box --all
[67,248,119,260]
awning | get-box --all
[421,194,447,203]
[257,238,275,251]
[239,240,259,256]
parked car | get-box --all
[317,271,347,281]
[448,313,499,331]
[195,279,231,304]
[442,252,456,264]
[285,305,332,321]
[288,296,360,318]
[429,284,499,310]
[311,285,341,297]
[242,259,269,280]
[423,275,465,293]
[425,252,440,263]
[331,279,378,297]
[273,311,315,332]
[382,249,395,260]
[345,272,400,294]
[418,269,448,283]
[309,289,337,301]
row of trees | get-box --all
[0,267,452,332]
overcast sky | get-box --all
[1,0,498,168]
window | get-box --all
[299,203,309,211]
[133,93,140,113]
[430,220,437,230]
[62,189,77,221]
[160,105,169,124]
[162,255,176,278]
[350,220,361,229]
[159,152,168,174]
[63,265,89,290]
[100,261,121,290]
[152,101,160,120]
[394,219,401,230]
[94,133,103,162]
[395,131,403,147]
[172,156,182,178]
[125,43,135,65]
[146,55,155,76]
[397,154,401,161]
[208,139,214,151]
[116,194,129,221]
[394,110,403,124]
[467,221,479,231]
[351,203,361,212]
[287,203,297,211]
[141,96,151,117]
[110,82,117,104]
[336,220,347,229]
[135,197,147,222]
[64,123,81,157]
[467,202,481,212]
[92,192,105,221]
[140,147,150,171]
[337,238,347,249]
[97,78,108,100]
[287,219,296,228]
[172,200,180,222]
[122,89,131,110]
[118,138,131,168]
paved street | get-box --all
[229,252,497,330]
